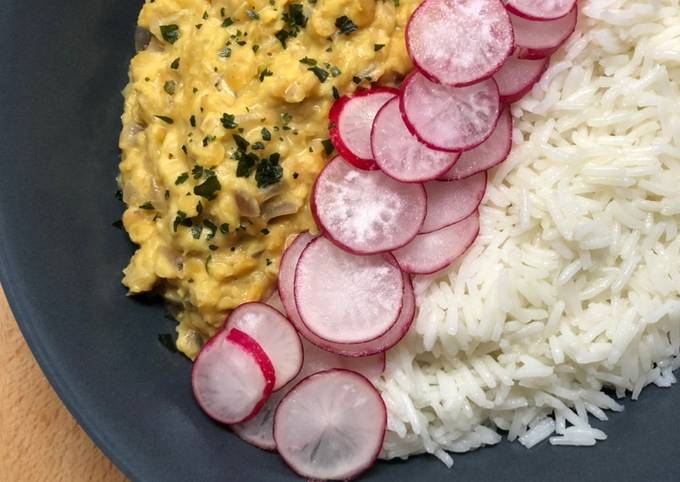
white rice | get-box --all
[378,0,680,465]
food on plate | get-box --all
[118,0,680,479]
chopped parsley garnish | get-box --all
[308,66,329,82]
[280,112,292,125]
[222,17,234,27]
[170,58,180,69]
[292,172,299,179]
[203,219,218,239]
[266,258,273,266]
[252,141,265,150]
[335,16,358,35]
[332,86,340,99]
[163,80,176,95]
[220,223,230,234]
[194,175,222,200]
[256,153,283,188]
[155,115,174,124]
[352,76,362,84]
[322,139,334,156]
[275,3,307,48]
[205,254,212,272]
[252,44,260,53]
[202,135,216,147]
[160,24,180,44]
[158,333,178,352]
[261,127,272,141]
[202,11,209,20]
[190,115,196,127]
[175,173,189,185]
[261,228,270,235]
[220,7,226,17]
[374,43,385,51]
[330,66,341,77]
[191,224,203,239]
[259,67,273,81]
[196,201,203,214]
[209,244,218,251]
[173,210,190,231]
[221,113,237,129]
[218,46,232,58]
[299,57,317,66]
[195,24,203,30]
[235,151,258,177]
[165,190,170,200]
[246,9,260,20]
[192,165,204,179]
[233,134,250,150]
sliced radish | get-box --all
[393,211,480,274]
[494,53,549,103]
[371,97,460,183]
[274,369,387,480]
[312,156,426,254]
[510,7,578,60]
[421,173,487,234]
[294,236,403,344]
[401,71,501,152]
[192,328,275,425]
[225,303,303,391]
[230,340,384,452]
[328,88,399,170]
[505,0,576,21]
[439,106,512,181]
[406,0,514,86]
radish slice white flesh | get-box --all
[294,236,403,344]
[192,329,276,425]
[279,234,415,356]
[312,156,426,254]
[505,0,575,21]
[421,173,487,233]
[401,71,501,152]
[225,302,303,391]
[274,369,387,480]
[231,388,287,451]
[393,211,481,274]
[494,53,549,103]
[511,7,577,60]
[439,106,512,181]
[371,97,460,183]
[407,0,514,86]
[329,88,399,170]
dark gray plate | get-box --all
[0,1,678,481]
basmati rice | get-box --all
[378,0,680,464]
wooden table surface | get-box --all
[0,284,128,482]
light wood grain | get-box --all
[0,284,129,482]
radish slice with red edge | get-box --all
[230,339,384,452]
[439,106,512,181]
[511,7,578,60]
[274,369,387,480]
[494,53,549,103]
[505,0,576,21]
[421,173,487,234]
[371,97,460,183]
[328,88,399,170]
[225,302,303,391]
[312,156,426,254]
[406,0,514,86]
[279,233,414,356]
[401,71,501,152]
[394,211,481,274]
[192,328,275,424]
[294,236,403,344]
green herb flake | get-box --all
[299,56,317,66]
[165,190,170,200]
[163,80,176,95]
[276,3,307,47]
[202,10,209,20]
[209,244,218,251]
[266,258,273,266]
[374,43,385,51]
[252,141,265,150]
[202,135,216,147]
[220,7,226,17]
[222,17,234,27]
[274,30,289,48]
[335,16,357,35]
[332,86,340,100]
[221,113,238,129]
[190,115,196,127]
[219,45,232,58]
[261,127,272,141]
[280,112,292,125]
[292,172,299,179]
[170,57,180,69]
[191,224,203,240]
[160,24,180,44]
[175,172,189,185]
[260,228,270,235]
[155,115,174,124]
[255,153,283,188]
[252,44,260,53]
[195,23,203,30]
[194,175,222,200]
[322,139,334,156]
[203,219,218,239]
[308,66,329,83]
[330,66,341,77]
[233,134,250,151]
[352,76,362,84]
[173,211,188,232]
[158,333,178,352]
[192,165,204,179]
[258,67,273,82]
[220,223,230,234]
[246,9,260,20]
[204,254,213,272]
[235,151,258,177]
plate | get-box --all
[0,1,678,480]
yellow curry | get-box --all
[118,0,416,358]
